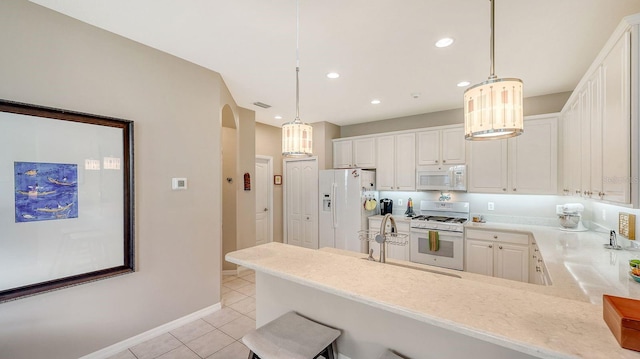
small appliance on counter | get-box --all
[404,198,415,217]
[380,198,393,215]
[556,203,588,231]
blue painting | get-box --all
[14,162,78,223]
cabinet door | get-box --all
[601,31,631,203]
[579,86,591,197]
[376,135,395,190]
[395,133,416,191]
[561,110,571,195]
[589,67,603,198]
[568,99,582,196]
[468,140,508,193]
[494,242,529,282]
[509,117,558,194]
[441,127,466,165]
[333,140,353,168]
[416,130,440,165]
[387,221,410,261]
[465,239,493,276]
[353,137,376,168]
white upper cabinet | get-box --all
[509,116,558,194]
[468,139,508,193]
[468,115,557,194]
[601,31,631,203]
[333,140,353,168]
[332,137,376,169]
[417,125,466,166]
[560,24,634,205]
[376,133,415,191]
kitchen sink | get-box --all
[362,258,461,278]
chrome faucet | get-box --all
[375,213,397,263]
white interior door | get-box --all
[255,156,273,247]
[284,158,318,249]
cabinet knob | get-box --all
[488,245,493,248]
[264,208,268,212]
[502,188,506,191]
[533,255,537,259]
[513,188,517,192]
[534,248,539,252]
[442,160,446,163]
[493,235,498,239]
[536,266,542,272]
[498,245,503,250]
[435,160,439,164]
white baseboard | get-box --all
[79,302,222,359]
[337,354,352,359]
[222,269,238,276]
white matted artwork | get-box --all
[0,100,134,302]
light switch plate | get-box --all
[172,178,188,190]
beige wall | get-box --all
[0,1,233,358]
[311,121,341,170]
[255,123,284,242]
[222,126,238,270]
[235,107,257,251]
[340,92,572,137]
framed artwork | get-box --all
[0,99,134,302]
[274,175,282,185]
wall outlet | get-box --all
[398,199,403,206]
[602,209,606,220]
[488,202,495,211]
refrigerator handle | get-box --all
[331,183,337,228]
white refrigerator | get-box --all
[319,169,377,253]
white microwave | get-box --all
[416,165,467,191]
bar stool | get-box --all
[242,311,341,359]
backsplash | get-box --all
[378,191,578,227]
[378,190,640,248]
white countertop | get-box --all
[226,241,640,359]
[465,222,640,304]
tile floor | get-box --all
[108,270,256,359]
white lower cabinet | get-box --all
[368,217,410,261]
[465,229,529,283]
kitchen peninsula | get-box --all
[226,239,640,359]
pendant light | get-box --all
[464,0,523,140]
[282,0,313,157]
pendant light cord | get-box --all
[295,0,301,122]
[489,0,496,79]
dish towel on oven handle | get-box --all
[429,231,439,252]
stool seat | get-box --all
[242,311,340,359]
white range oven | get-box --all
[409,201,469,270]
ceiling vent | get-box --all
[252,102,272,109]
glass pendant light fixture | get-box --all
[464,0,523,140]
[282,0,313,157]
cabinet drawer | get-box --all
[465,229,529,245]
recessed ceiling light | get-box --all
[457,81,471,87]
[371,99,381,105]
[326,72,340,79]
[435,37,454,48]
[274,115,283,120]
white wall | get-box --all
[0,1,227,358]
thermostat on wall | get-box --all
[172,178,188,190]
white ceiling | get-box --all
[29,0,640,127]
